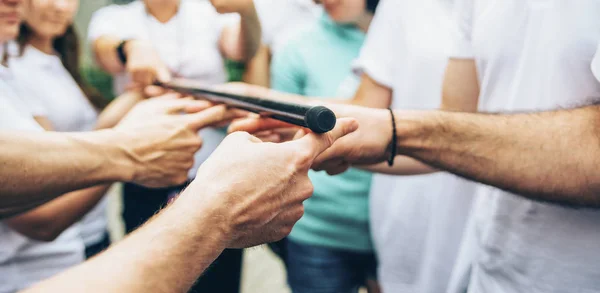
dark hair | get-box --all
[17,23,108,110]
[366,0,379,12]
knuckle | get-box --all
[279,225,293,237]
[293,205,305,220]
[172,174,188,185]
[303,182,314,199]
[293,149,313,168]
[323,133,335,148]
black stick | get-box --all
[158,80,337,133]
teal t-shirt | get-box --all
[271,13,373,252]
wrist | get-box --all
[393,110,441,156]
[123,39,147,59]
[237,1,257,17]
[97,129,137,183]
[66,129,136,183]
[176,180,231,247]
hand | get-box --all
[125,40,171,86]
[229,103,393,174]
[186,118,358,248]
[114,95,238,188]
[209,0,255,14]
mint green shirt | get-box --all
[271,13,373,252]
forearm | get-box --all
[242,45,270,87]
[95,91,144,129]
[92,36,125,74]
[234,4,261,61]
[360,156,437,175]
[6,185,110,241]
[395,107,600,206]
[0,130,132,213]
[24,189,226,293]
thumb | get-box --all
[156,65,172,83]
[285,118,358,160]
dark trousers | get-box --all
[122,183,243,293]
[285,239,377,293]
[85,232,111,259]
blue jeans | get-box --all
[286,239,377,293]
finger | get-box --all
[255,132,282,143]
[292,129,306,140]
[152,98,210,114]
[145,85,168,97]
[156,65,172,83]
[228,117,296,134]
[286,117,358,160]
[227,131,263,143]
[183,105,230,131]
[325,161,350,176]
[151,92,180,101]
[183,100,214,113]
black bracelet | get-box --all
[388,108,397,166]
[116,40,129,65]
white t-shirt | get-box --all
[0,63,85,293]
[10,45,107,247]
[448,1,600,292]
[254,0,321,54]
[354,1,477,292]
[88,0,238,177]
[592,44,600,82]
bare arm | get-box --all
[0,98,238,216]
[92,36,170,85]
[95,90,144,129]
[5,185,110,241]
[394,105,600,207]
[91,35,126,75]
[23,188,228,293]
[23,118,358,293]
[0,130,132,216]
[361,59,481,175]
[242,45,271,87]
[218,1,262,62]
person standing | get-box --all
[350,1,477,292]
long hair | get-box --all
[17,23,108,110]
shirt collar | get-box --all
[21,45,63,70]
[319,12,366,41]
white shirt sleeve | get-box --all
[447,0,475,59]
[591,43,600,82]
[353,0,399,88]
[87,5,134,42]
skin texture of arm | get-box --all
[360,58,481,174]
[393,105,600,207]
[94,90,145,129]
[242,44,271,87]
[0,130,133,217]
[7,92,150,241]
[22,188,229,293]
[0,97,238,217]
[22,117,358,293]
[218,1,262,62]
[91,35,126,75]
